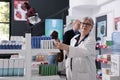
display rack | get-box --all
[0,33,64,80]
[0,77,25,80]
[96,48,112,80]
[96,58,110,64]
[31,49,59,55]
[102,54,120,80]
[96,48,120,80]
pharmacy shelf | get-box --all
[32,61,48,66]
[0,50,24,54]
[31,73,65,80]
[96,58,111,64]
[0,33,62,80]
[31,68,65,80]
[102,73,120,80]
[31,49,60,55]
[31,76,65,80]
[0,77,25,80]
[27,33,62,80]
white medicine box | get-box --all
[111,54,120,76]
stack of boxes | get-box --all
[0,41,22,49]
[102,54,120,80]
[102,32,120,80]
[39,64,58,76]
[111,55,120,76]
[31,36,59,76]
[0,58,24,77]
[32,55,45,62]
[31,36,54,49]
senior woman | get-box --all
[55,17,96,80]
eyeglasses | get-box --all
[81,22,92,27]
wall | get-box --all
[69,0,114,16]
[69,0,97,16]
[69,0,120,40]
[72,7,94,18]
[10,0,69,36]
[94,0,120,40]
[69,0,97,8]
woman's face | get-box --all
[80,19,93,35]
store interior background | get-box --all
[69,0,120,41]
[0,0,120,80]
[10,0,120,42]
[11,0,69,36]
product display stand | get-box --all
[102,54,120,80]
[0,49,26,79]
[96,48,120,80]
[0,33,65,80]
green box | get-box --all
[39,64,58,76]
[106,40,112,46]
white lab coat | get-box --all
[66,28,96,80]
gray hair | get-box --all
[82,17,94,26]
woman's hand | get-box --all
[55,42,61,49]
[55,42,69,53]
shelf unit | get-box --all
[31,75,65,80]
[0,33,64,80]
[0,77,25,80]
[25,33,61,80]
[31,49,59,55]
[0,50,24,54]
[96,48,120,80]
[0,49,26,80]
[96,58,111,64]
[96,48,112,80]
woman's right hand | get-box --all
[55,42,69,53]
[54,41,61,49]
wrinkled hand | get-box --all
[54,42,62,49]
[54,42,69,52]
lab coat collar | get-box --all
[74,33,89,46]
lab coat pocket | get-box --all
[77,58,88,73]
